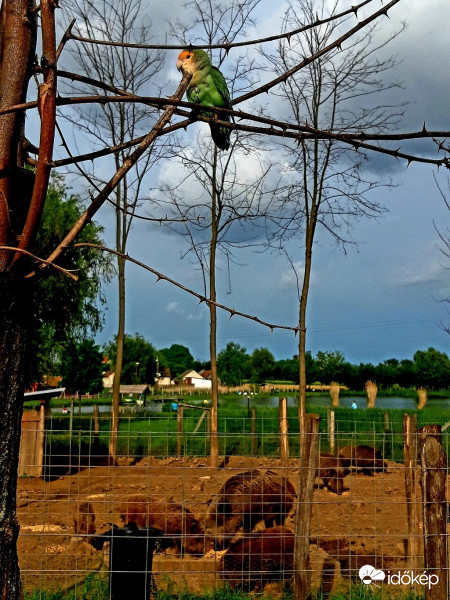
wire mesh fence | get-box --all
[17,405,450,599]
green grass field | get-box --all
[41,397,450,466]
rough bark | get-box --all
[0,2,37,597]
[0,276,32,599]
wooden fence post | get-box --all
[329,382,340,408]
[418,425,448,600]
[279,397,289,466]
[294,413,321,599]
[251,408,257,456]
[177,405,184,456]
[327,408,335,453]
[403,413,418,572]
[92,404,100,455]
[384,411,390,433]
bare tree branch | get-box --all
[0,246,78,280]
[65,0,377,51]
[29,72,192,274]
[74,242,300,334]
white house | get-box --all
[102,370,115,389]
[178,369,212,389]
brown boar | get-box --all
[119,494,210,556]
[73,501,96,536]
[339,445,385,476]
[316,453,348,494]
[206,469,296,548]
[219,526,295,591]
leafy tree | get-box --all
[315,351,349,384]
[159,344,195,377]
[104,334,157,385]
[413,348,450,389]
[273,353,317,383]
[27,176,112,384]
[375,359,399,387]
[397,359,415,388]
[217,342,250,386]
[59,339,104,395]
[249,347,276,383]
[351,362,378,390]
[273,357,298,382]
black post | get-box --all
[91,523,163,600]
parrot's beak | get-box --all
[176,60,182,72]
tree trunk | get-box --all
[109,254,125,460]
[0,276,31,599]
[209,149,219,467]
[298,209,316,456]
[0,2,37,597]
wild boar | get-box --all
[206,469,296,548]
[339,445,385,476]
[219,526,295,591]
[316,453,348,494]
[73,501,96,536]
[119,494,210,556]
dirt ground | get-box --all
[16,455,425,595]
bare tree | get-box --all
[154,132,273,461]
[60,0,165,457]
[263,0,405,445]
[166,0,265,465]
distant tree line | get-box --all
[217,344,450,390]
[57,336,450,394]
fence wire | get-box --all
[17,407,450,599]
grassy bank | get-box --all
[24,575,425,600]
[40,400,450,467]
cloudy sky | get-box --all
[54,0,449,364]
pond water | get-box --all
[34,393,450,416]
[49,402,165,415]
[234,395,450,410]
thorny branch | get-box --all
[236,0,402,104]
[66,0,377,51]
[25,72,192,278]
[0,246,78,280]
[75,243,300,334]
[10,90,449,171]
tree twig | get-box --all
[0,246,78,280]
[74,242,300,334]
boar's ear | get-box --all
[125,521,139,533]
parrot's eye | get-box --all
[186,54,191,59]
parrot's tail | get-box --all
[210,117,230,151]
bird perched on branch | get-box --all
[176,49,232,151]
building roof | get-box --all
[178,369,203,380]
[119,385,151,395]
[24,388,66,400]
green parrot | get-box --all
[176,49,231,151]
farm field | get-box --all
[16,454,437,598]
